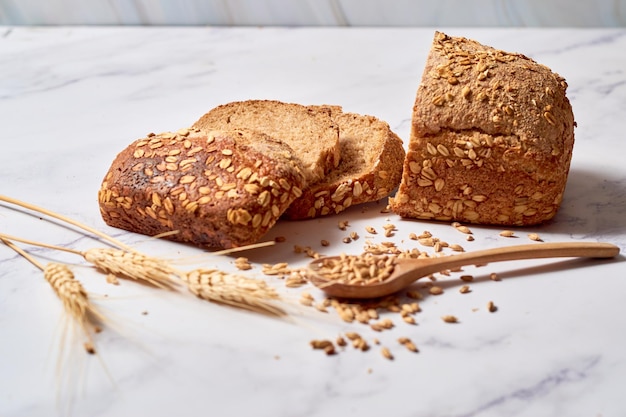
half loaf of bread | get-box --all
[98,128,306,248]
[192,100,340,185]
[391,32,575,226]
[284,108,405,219]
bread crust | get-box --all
[284,110,405,219]
[98,128,306,248]
[192,100,340,184]
[391,32,575,226]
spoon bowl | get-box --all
[307,242,620,299]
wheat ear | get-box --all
[0,232,180,289]
[1,238,104,354]
[183,269,285,317]
[83,248,180,290]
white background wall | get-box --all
[1,0,625,26]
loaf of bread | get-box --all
[390,32,575,225]
[284,108,405,219]
[192,100,340,185]
[98,128,306,248]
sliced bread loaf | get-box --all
[98,128,306,248]
[192,100,340,185]
[284,108,406,219]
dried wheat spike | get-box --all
[183,269,285,316]
[83,248,179,290]
[43,263,100,353]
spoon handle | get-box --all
[420,242,620,273]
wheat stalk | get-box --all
[0,232,288,314]
[183,269,285,316]
[0,194,134,252]
[0,232,282,291]
[0,195,279,257]
[211,240,276,255]
[0,198,288,316]
[1,238,104,354]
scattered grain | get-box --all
[406,289,423,300]
[285,273,308,288]
[371,318,395,331]
[315,303,328,313]
[262,262,290,277]
[460,275,474,282]
[365,226,377,234]
[310,340,335,355]
[234,257,252,271]
[442,315,458,323]
[449,244,465,252]
[344,332,362,341]
[382,223,396,237]
[381,347,394,360]
[402,302,420,314]
[399,339,419,353]
[455,225,472,234]
[355,339,370,351]
[429,286,444,295]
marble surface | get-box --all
[1,0,625,26]
[1,26,626,417]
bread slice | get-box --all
[284,108,405,219]
[192,100,340,185]
[390,31,575,226]
[98,128,306,248]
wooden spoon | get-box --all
[307,242,620,299]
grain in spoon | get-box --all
[307,242,620,299]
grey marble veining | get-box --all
[1,27,626,417]
[1,0,625,26]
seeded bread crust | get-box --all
[98,128,306,249]
[284,109,405,219]
[192,100,340,184]
[390,31,575,226]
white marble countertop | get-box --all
[1,26,626,417]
